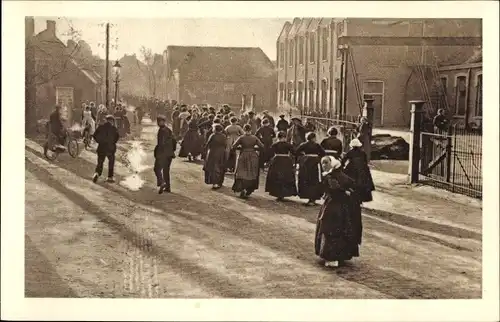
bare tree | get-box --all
[25,19,98,87]
[138,46,158,97]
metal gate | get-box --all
[299,114,358,153]
[420,125,482,199]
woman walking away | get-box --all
[315,156,359,268]
[178,107,191,139]
[296,132,326,206]
[255,118,276,169]
[320,126,343,159]
[82,105,96,142]
[265,131,297,201]
[225,117,244,173]
[341,138,375,203]
[179,114,203,161]
[231,124,264,199]
[171,106,181,139]
[203,124,227,189]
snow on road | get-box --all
[120,140,148,191]
[24,125,482,299]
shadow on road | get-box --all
[25,234,77,298]
[26,157,254,298]
[25,144,475,299]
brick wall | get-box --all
[178,76,276,112]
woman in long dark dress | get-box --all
[296,132,326,206]
[320,126,343,159]
[179,114,203,161]
[231,124,264,199]
[265,131,297,201]
[171,107,181,139]
[341,138,375,203]
[203,124,227,189]
[255,118,276,169]
[315,156,359,268]
[225,117,244,173]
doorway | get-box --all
[362,81,384,126]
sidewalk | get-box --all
[365,169,482,241]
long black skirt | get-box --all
[179,129,203,158]
[297,155,323,200]
[259,144,274,168]
[203,147,226,185]
[226,149,237,170]
[314,195,360,262]
[265,155,297,198]
[232,150,260,193]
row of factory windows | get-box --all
[277,71,482,118]
[438,72,482,117]
[278,22,345,68]
[278,78,383,112]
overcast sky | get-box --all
[34,17,288,61]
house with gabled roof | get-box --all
[25,18,103,127]
[163,45,277,112]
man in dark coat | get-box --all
[433,108,449,132]
[276,114,289,132]
[89,102,97,121]
[92,115,119,183]
[262,110,275,129]
[48,105,66,148]
[154,115,177,194]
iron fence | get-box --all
[420,124,482,199]
[299,114,359,153]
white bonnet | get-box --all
[349,138,363,148]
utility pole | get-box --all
[105,23,110,110]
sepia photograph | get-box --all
[2,1,499,321]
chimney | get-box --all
[46,20,56,35]
[25,16,35,40]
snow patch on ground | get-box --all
[120,140,148,191]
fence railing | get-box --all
[299,115,359,153]
[420,124,482,199]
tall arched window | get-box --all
[279,82,285,105]
[287,81,294,104]
[297,81,304,108]
[299,37,304,64]
[289,40,294,67]
[322,28,328,61]
[309,33,316,63]
[279,43,285,68]
[321,79,328,111]
[308,81,315,108]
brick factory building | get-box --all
[163,46,277,112]
[276,18,482,127]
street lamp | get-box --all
[112,60,121,112]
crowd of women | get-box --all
[163,104,375,268]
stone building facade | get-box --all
[276,18,482,127]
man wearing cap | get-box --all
[262,110,275,129]
[154,115,177,193]
[276,114,289,132]
[92,114,119,183]
[287,117,306,149]
[46,105,67,150]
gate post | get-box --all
[408,100,426,184]
[241,94,246,112]
[361,97,374,162]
